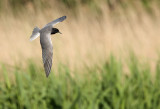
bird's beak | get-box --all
[59,32,62,34]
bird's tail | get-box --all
[30,27,40,41]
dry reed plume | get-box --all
[0,1,160,70]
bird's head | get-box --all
[51,28,62,35]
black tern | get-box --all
[30,16,67,77]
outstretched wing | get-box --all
[44,16,66,27]
[42,48,53,77]
[40,32,53,77]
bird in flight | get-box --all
[30,16,67,77]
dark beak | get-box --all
[59,32,62,34]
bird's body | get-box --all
[30,16,66,77]
[40,26,53,77]
[40,25,53,49]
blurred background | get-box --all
[0,0,160,68]
[0,0,160,108]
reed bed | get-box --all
[0,56,160,109]
[0,1,160,108]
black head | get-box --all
[51,28,62,35]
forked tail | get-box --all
[30,27,40,41]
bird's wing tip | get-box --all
[62,16,67,20]
[46,74,49,78]
[45,70,51,78]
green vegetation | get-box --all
[0,56,160,109]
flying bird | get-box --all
[30,16,67,77]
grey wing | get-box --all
[42,48,53,77]
[45,16,66,27]
[30,27,40,41]
[40,33,53,77]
